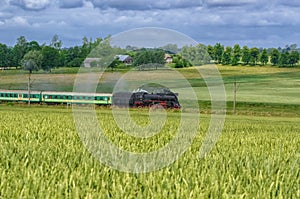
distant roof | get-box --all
[115,55,132,62]
[84,58,101,63]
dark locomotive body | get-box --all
[112,90,181,109]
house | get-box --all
[115,55,133,65]
[164,54,173,64]
[83,58,101,67]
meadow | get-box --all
[1,64,300,116]
[0,65,300,198]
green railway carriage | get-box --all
[42,91,112,105]
[0,90,42,103]
[0,89,112,105]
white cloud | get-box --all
[9,0,51,10]
[0,0,299,48]
[5,16,29,26]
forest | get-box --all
[0,35,299,72]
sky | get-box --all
[0,0,299,48]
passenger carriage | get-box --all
[42,91,112,105]
[0,89,41,103]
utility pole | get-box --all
[28,72,31,106]
[233,78,237,114]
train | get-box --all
[112,90,180,109]
[0,89,181,109]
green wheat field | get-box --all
[0,65,300,198]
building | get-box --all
[164,54,173,64]
[115,55,133,65]
[83,58,101,67]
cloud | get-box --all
[9,0,51,11]
[88,0,203,10]
[204,0,258,7]
[278,0,300,7]
[3,16,29,26]
[0,0,299,48]
[59,0,84,8]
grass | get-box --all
[0,106,299,198]
[0,65,300,197]
[1,65,300,115]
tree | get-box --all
[231,44,241,66]
[290,44,297,51]
[81,36,92,59]
[41,46,59,71]
[270,49,280,66]
[249,47,259,65]
[27,41,41,51]
[21,50,43,106]
[242,46,250,65]
[88,37,125,68]
[289,51,299,66]
[207,45,215,62]
[50,34,62,49]
[259,48,268,65]
[133,49,165,68]
[214,43,224,64]
[0,43,9,68]
[21,50,43,73]
[160,44,179,54]
[170,54,191,68]
[180,44,210,66]
[65,46,82,67]
[13,36,28,67]
[221,46,232,65]
[279,52,290,67]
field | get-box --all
[0,65,300,198]
[0,106,299,198]
[1,65,300,115]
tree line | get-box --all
[0,35,299,72]
[206,43,300,67]
[0,35,102,72]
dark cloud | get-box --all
[9,0,51,11]
[88,0,203,10]
[59,0,84,9]
[278,0,300,7]
[204,0,258,8]
[0,0,299,48]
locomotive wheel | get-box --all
[150,104,164,109]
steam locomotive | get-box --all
[112,89,181,109]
